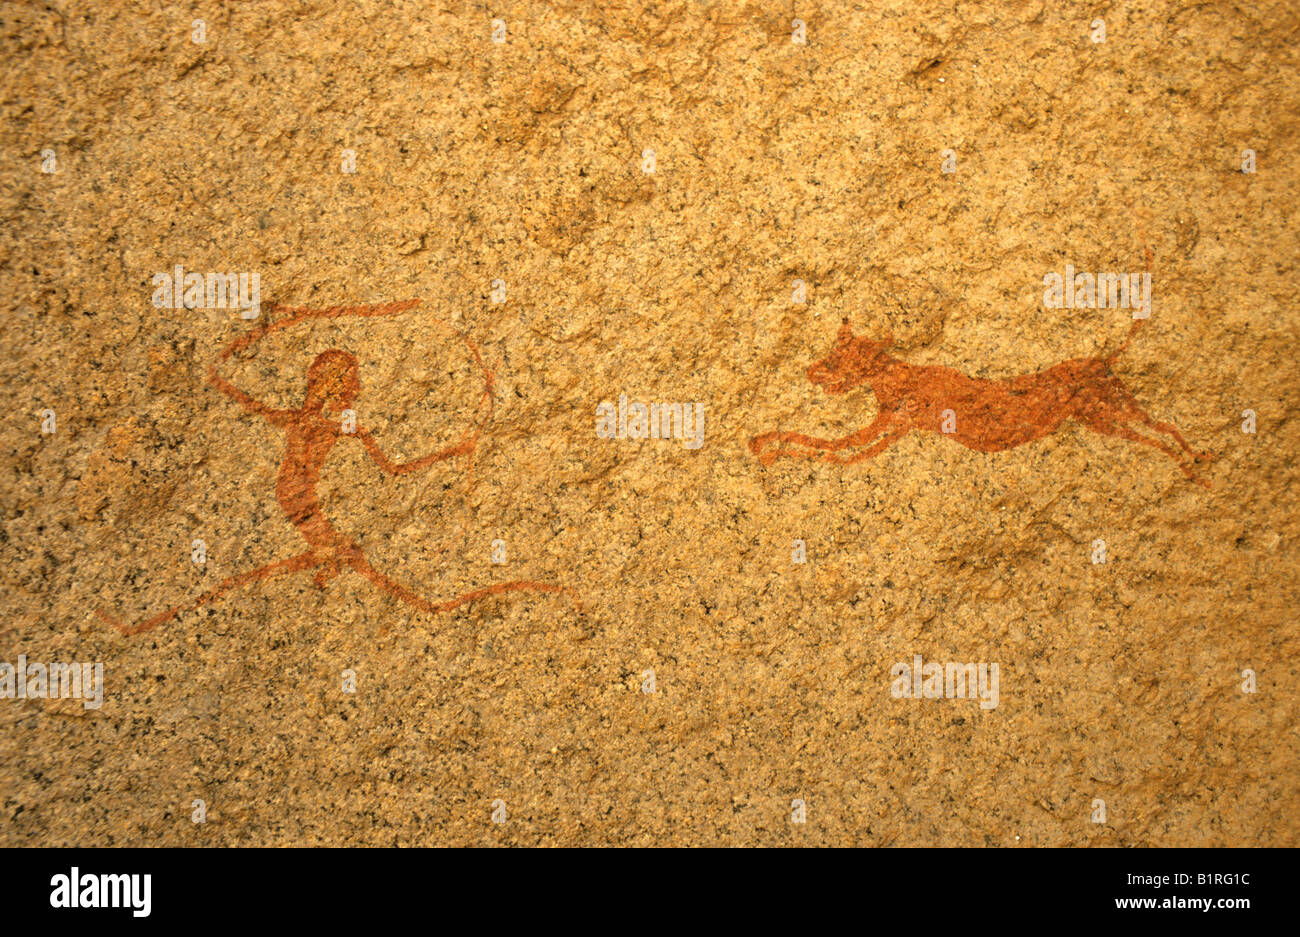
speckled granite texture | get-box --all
[2,1,1296,845]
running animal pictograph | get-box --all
[750,298,1213,489]
[98,299,574,636]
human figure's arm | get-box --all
[356,426,474,476]
[356,348,496,476]
[208,312,301,426]
[208,299,423,426]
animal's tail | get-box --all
[1104,237,1154,363]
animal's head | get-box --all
[806,318,893,394]
[305,349,360,409]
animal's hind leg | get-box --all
[1082,417,1209,489]
[1128,408,1214,463]
[1097,378,1213,463]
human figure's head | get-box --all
[305,349,360,411]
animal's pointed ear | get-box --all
[837,317,854,345]
[883,331,895,348]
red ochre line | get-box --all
[96,576,578,638]
[99,299,576,637]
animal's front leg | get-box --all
[750,413,894,466]
[823,428,909,465]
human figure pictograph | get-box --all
[98,299,573,636]
[750,251,1213,488]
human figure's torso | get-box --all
[276,410,346,547]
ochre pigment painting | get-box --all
[2,1,1296,860]
[97,300,574,637]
